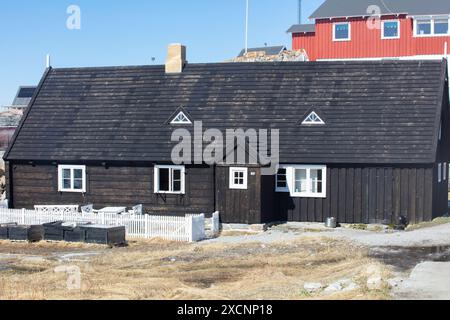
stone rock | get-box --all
[303,282,323,293]
[387,277,404,288]
[324,282,343,293]
[324,279,360,293]
[367,276,384,290]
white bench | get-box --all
[34,205,79,214]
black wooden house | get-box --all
[4,46,450,225]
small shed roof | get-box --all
[12,86,37,107]
[287,24,315,34]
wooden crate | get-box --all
[0,223,17,239]
[80,225,126,245]
[8,225,44,242]
[63,228,87,243]
[43,221,65,241]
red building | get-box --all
[288,0,450,61]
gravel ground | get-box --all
[205,222,450,248]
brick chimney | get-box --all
[165,43,187,74]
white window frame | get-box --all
[154,165,186,194]
[438,163,443,183]
[58,165,86,193]
[170,111,192,125]
[275,165,327,198]
[333,22,351,42]
[414,16,450,37]
[381,20,400,39]
[229,167,248,190]
[290,165,327,198]
[275,166,290,192]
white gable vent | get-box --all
[302,111,325,125]
[170,111,192,125]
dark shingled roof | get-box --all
[238,46,286,57]
[4,60,448,164]
[287,24,316,34]
[310,0,450,19]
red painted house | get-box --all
[288,0,450,61]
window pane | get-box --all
[310,169,323,193]
[73,179,83,190]
[73,169,83,179]
[63,169,71,179]
[435,19,449,34]
[277,169,287,188]
[173,181,181,192]
[383,21,398,38]
[63,178,71,189]
[294,169,308,193]
[417,20,431,35]
[335,24,349,39]
[159,168,170,191]
[173,169,181,181]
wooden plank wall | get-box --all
[9,163,215,216]
[273,166,435,225]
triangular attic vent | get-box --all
[170,111,192,125]
[302,111,325,125]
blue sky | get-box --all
[0,0,324,106]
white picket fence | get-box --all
[0,208,216,242]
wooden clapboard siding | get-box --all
[271,165,435,225]
[8,162,214,215]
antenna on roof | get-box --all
[46,54,51,68]
[245,0,249,54]
[298,0,302,24]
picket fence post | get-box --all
[186,215,193,242]
[21,208,25,225]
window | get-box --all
[58,165,86,193]
[415,17,450,36]
[229,167,248,190]
[416,19,432,35]
[333,22,350,41]
[291,166,326,197]
[276,167,289,192]
[302,112,325,125]
[154,165,185,194]
[444,163,448,181]
[170,111,192,125]
[434,18,449,35]
[382,20,400,39]
[275,165,327,198]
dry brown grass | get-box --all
[406,217,450,231]
[0,237,392,300]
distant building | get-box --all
[230,45,308,62]
[0,86,36,152]
[237,46,286,58]
[288,0,450,62]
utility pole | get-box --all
[298,0,302,24]
[245,0,249,54]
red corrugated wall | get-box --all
[293,16,450,61]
